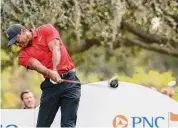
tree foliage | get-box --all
[1,0,178,71]
[1,0,178,58]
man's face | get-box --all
[22,92,36,109]
[15,29,30,48]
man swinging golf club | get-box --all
[6,24,81,127]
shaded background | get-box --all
[1,0,178,108]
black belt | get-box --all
[60,69,76,79]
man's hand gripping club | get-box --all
[46,69,62,84]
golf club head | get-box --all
[108,76,119,88]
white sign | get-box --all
[1,81,178,128]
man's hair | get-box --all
[20,90,33,100]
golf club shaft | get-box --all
[51,79,104,87]
[61,79,88,85]
[60,79,109,88]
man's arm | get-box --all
[28,58,49,75]
[28,58,60,82]
[48,39,61,71]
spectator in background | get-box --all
[20,90,36,109]
[161,87,174,99]
[161,81,177,99]
[161,87,174,98]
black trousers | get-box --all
[36,71,81,127]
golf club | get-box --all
[50,76,119,88]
